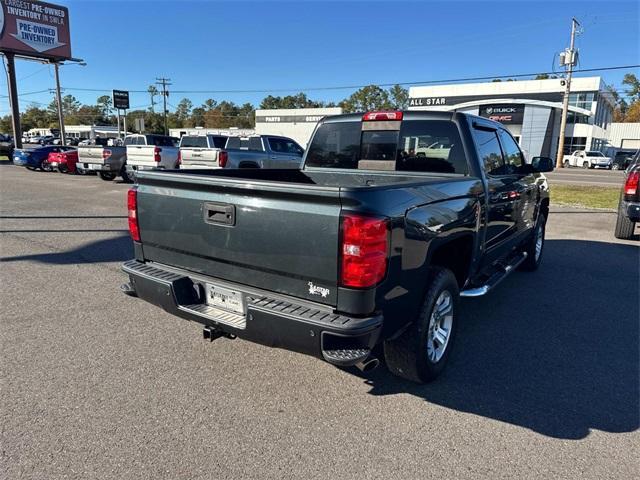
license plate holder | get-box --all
[205,284,244,315]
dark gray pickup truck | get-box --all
[122,111,553,383]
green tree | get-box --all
[175,98,193,123]
[190,107,205,127]
[0,115,12,133]
[340,85,392,113]
[96,95,113,118]
[202,98,218,111]
[534,73,558,80]
[259,92,325,110]
[622,73,640,102]
[388,84,409,109]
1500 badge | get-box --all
[308,282,330,298]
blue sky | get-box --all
[1,0,638,114]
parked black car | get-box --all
[612,150,637,171]
[614,150,640,239]
[122,111,553,383]
[0,133,14,157]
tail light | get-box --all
[176,150,181,167]
[624,171,640,198]
[102,149,112,160]
[219,151,228,168]
[363,111,403,121]
[154,146,162,163]
[340,214,389,288]
[127,188,140,242]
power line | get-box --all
[54,64,640,96]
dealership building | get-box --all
[408,76,615,158]
[255,107,343,147]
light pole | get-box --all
[52,58,86,146]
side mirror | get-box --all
[532,156,554,173]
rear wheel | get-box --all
[58,164,69,174]
[614,199,636,240]
[563,160,570,168]
[40,161,52,172]
[99,172,116,181]
[612,164,620,171]
[582,161,590,169]
[384,268,459,383]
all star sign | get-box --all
[0,0,71,60]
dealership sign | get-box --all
[408,97,447,107]
[112,90,130,110]
[0,0,71,60]
[479,104,524,124]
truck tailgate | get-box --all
[127,145,157,167]
[78,146,105,164]
[180,148,220,168]
[136,172,342,305]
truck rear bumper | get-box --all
[122,260,382,366]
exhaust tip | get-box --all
[356,357,380,373]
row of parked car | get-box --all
[11,132,305,182]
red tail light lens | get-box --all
[127,188,140,242]
[219,151,228,168]
[154,146,162,163]
[362,111,403,121]
[340,214,388,288]
[102,149,112,160]
[624,171,639,196]
[176,150,181,167]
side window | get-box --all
[226,137,240,149]
[248,137,263,151]
[473,128,505,176]
[136,136,146,146]
[498,130,524,174]
[269,137,304,155]
[123,136,134,146]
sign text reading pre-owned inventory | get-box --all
[0,0,71,60]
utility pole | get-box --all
[4,53,22,149]
[556,18,581,169]
[156,77,171,135]
[53,62,66,146]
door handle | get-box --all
[203,202,235,226]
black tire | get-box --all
[120,167,133,184]
[384,267,459,383]
[58,165,69,174]
[563,160,570,168]
[612,164,620,171]
[520,213,547,271]
[40,161,52,172]
[99,172,116,181]
[614,199,636,240]
[582,162,590,169]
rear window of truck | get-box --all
[180,136,208,148]
[305,120,468,174]
[145,135,175,147]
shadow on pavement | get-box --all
[0,234,132,265]
[353,239,639,440]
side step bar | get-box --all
[460,252,527,298]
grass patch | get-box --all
[551,185,620,210]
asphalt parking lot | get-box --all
[1,164,638,479]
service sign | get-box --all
[112,90,130,110]
[0,0,71,60]
[479,104,524,124]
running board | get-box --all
[460,252,528,297]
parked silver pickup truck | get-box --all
[223,135,304,169]
[76,137,131,182]
[178,134,228,169]
[126,134,179,181]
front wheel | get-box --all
[612,164,620,171]
[99,172,116,181]
[563,160,570,168]
[120,167,133,183]
[520,213,546,271]
[384,268,459,383]
[582,162,590,169]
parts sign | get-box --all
[0,0,71,60]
